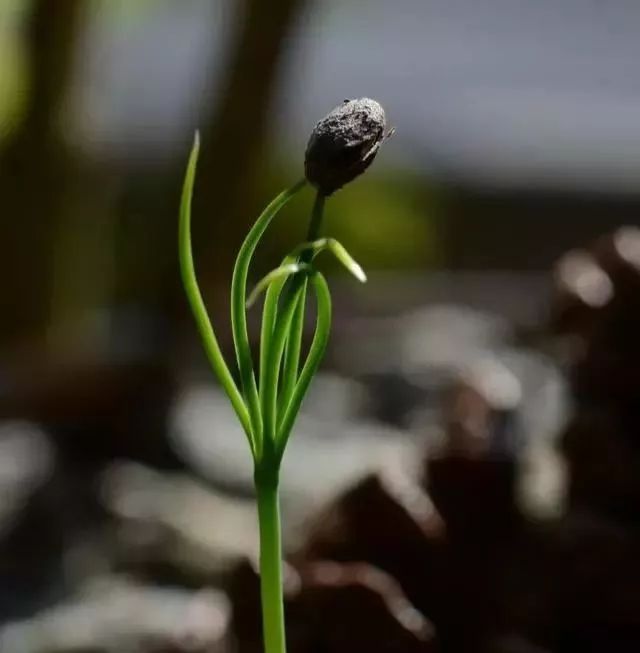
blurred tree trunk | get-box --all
[144,0,308,362]
[96,0,307,365]
[194,0,306,293]
[0,0,83,346]
[111,0,308,359]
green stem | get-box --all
[256,474,286,653]
[305,191,326,245]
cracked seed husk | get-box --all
[305,98,390,196]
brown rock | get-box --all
[228,558,438,652]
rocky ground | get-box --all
[1,228,640,652]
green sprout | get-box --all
[179,98,391,653]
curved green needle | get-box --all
[231,178,307,443]
[178,133,254,452]
[276,270,332,459]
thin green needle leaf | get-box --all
[289,238,367,283]
[231,179,307,443]
[289,238,329,261]
[276,270,332,459]
[326,239,367,283]
[273,191,324,430]
[259,255,295,415]
[289,239,327,259]
[260,236,364,429]
[257,260,307,421]
[260,282,307,449]
[278,278,307,416]
[178,133,255,453]
[246,263,310,309]
[275,192,323,420]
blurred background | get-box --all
[2,1,640,651]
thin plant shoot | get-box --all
[179,98,392,653]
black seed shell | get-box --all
[304,98,388,196]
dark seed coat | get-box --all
[305,98,389,196]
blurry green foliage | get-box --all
[325,174,441,270]
[257,163,441,275]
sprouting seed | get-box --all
[304,98,393,196]
[179,97,391,653]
